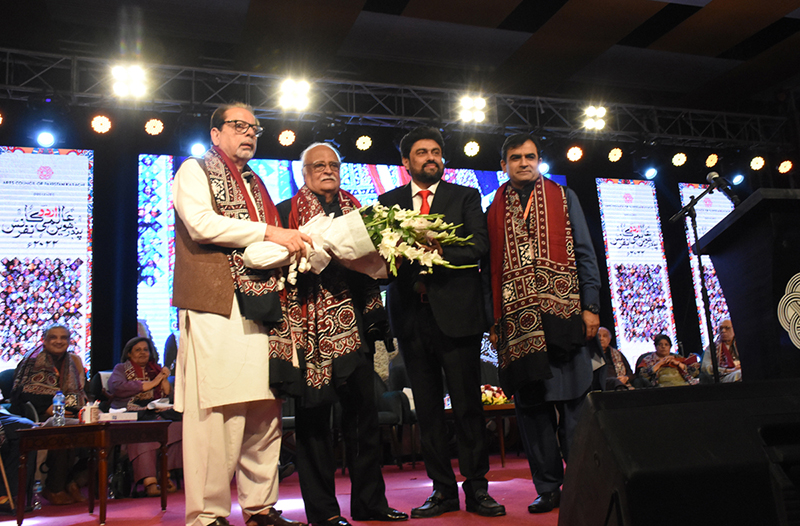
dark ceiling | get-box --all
[2,0,800,116]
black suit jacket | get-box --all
[379,180,489,339]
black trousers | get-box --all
[396,303,489,502]
[295,355,388,523]
[0,412,36,502]
[514,384,587,494]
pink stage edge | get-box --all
[3,454,558,526]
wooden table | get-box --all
[482,403,516,467]
[16,420,170,525]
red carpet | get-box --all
[3,454,558,526]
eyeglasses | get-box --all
[303,161,341,173]
[223,120,264,137]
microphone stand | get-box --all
[670,191,721,384]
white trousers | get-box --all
[182,376,282,526]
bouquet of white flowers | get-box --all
[360,203,476,276]
[243,203,476,282]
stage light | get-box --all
[37,132,55,147]
[459,96,487,122]
[750,156,765,170]
[190,143,206,157]
[585,105,606,118]
[464,141,480,157]
[91,115,111,134]
[567,146,583,162]
[540,162,550,175]
[145,119,164,136]
[608,148,622,162]
[0,112,3,125]
[278,130,296,146]
[779,160,793,174]
[279,79,310,111]
[584,117,605,130]
[705,153,719,168]
[644,167,657,180]
[355,135,372,151]
[112,64,146,98]
[731,174,745,185]
[672,152,687,167]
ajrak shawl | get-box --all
[201,147,298,382]
[11,345,85,411]
[487,177,583,394]
[120,359,164,411]
[284,186,384,407]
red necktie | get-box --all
[419,190,431,215]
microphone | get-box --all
[706,172,740,206]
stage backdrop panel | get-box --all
[0,146,93,372]
[597,178,676,368]
[137,154,176,359]
[678,182,734,350]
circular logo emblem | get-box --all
[778,273,800,350]
[37,166,54,180]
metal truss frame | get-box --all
[0,47,793,150]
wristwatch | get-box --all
[583,303,600,314]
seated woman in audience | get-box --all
[634,334,699,387]
[107,336,182,497]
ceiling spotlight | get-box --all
[279,79,310,111]
[705,153,719,168]
[145,119,164,136]
[356,135,372,151]
[91,115,112,134]
[112,64,146,98]
[459,95,487,122]
[608,148,623,162]
[0,112,4,125]
[567,146,583,162]
[731,174,745,185]
[278,129,296,146]
[464,141,480,157]
[191,143,206,157]
[644,167,658,180]
[778,160,793,174]
[540,162,550,175]
[750,156,765,170]
[672,152,687,167]
[37,131,55,148]
[585,105,606,118]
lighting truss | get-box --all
[0,47,792,150]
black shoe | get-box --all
[410,491,459,519]
[351,507,409,521]
[466,490,506,517]
[528,490,560,513]
[248,508,308,526]
[312,517,351,526]
[208,519,232,526]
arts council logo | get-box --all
[37,166,54,180]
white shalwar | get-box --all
[173,158,282,526]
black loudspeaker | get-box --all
[559,379,800,526]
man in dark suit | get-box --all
[378,127,505,518]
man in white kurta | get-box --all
[173,103,310,526]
